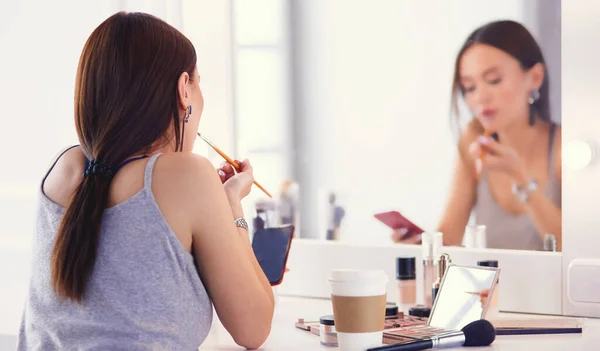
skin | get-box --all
[43,68,274,350]
[392,44,562,250]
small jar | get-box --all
[478,260,500,317]
[544,233,557,251]
[319,315,337,347]
[396,257,417,310]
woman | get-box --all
[393,20,561,251]
[18,12,273,350]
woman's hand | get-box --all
[217,159,254,201]
[390,228,422,244]
[469,135,529,185]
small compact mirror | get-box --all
[428,265,500,330]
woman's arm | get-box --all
[437,129,479,246]
[514,127,562,250]
[171,155,274,350]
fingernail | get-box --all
[478,136,488,144]
[218,170,225,176]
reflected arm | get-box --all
[437,133,478,246]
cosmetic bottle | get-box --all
[396,257,416,310]
[478,260,500,317]
[544,233,557,251]
[432,253,451,304]
[465,224,487,249]
[421,232,443,308]
[319,315,337,347]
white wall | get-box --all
[293,1,545,242]
[0,0,117,251]
[0,0,118,337]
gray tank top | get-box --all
[18,151,213,350]
[474,124,561,251]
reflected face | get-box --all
[459,44,532,132]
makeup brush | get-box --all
[197,133,272,198]
[366,319,495,350]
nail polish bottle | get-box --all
[478,260,500,317]
[396,257,416,311]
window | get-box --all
[231,0,292,191]
[181,0,292,231]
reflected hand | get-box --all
[479,289,489,307]
[391,228,421,244]
[469,135,529,184]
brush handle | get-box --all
[211,144,272,198]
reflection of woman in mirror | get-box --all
[393,20,561,251]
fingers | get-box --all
[479,153,503,172]
[391,229,421,244]
[219,161,235,175]
[217,161,236,183]
[236,159,253,174]
[469,141,482,160]
[477,135,505,156]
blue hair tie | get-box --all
[84,159,114,180]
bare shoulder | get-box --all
[43,146,86,207]
[151,153,222,209]
[152,152,217,188]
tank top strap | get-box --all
[547,123,557,180]
[144,153,163,189]
[41,145,80,186]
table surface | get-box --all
[199,295,600,351]
[1,295,598,350]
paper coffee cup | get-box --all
[328,269,388,351]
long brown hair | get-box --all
[51,12,196,301]
[450,20,550,137]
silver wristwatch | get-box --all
[512,178,538,203]
[234,217,249,231]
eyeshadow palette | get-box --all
[294,313,430,344]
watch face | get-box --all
[512,179,537,203]
[235,218,248,230]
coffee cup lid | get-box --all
[328,269,388,283]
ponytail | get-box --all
[51,170,111,301]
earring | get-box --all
[528,89,540,126]
[184,106,191,123]
[528,89,540,105]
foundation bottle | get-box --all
[478,260,500,318]
[421,232,443,308]
[396,257,416,311]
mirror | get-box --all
[239,0,562,253]
[429,265,499,330]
